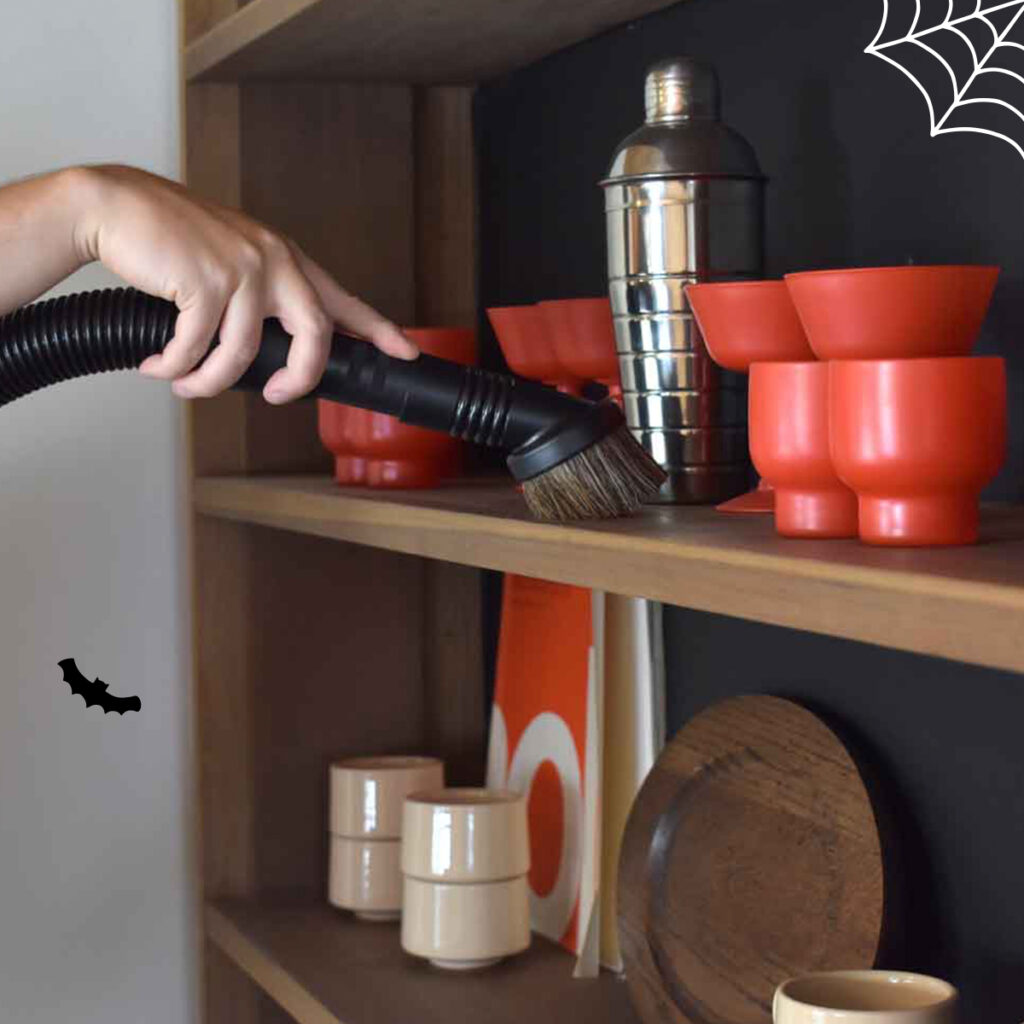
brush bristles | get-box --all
[520,425,668,522]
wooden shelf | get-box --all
[194,474,1024,674]
[207,899,637,1024]
[185,0,678,83]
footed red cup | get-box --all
[687,280,815,371]
[487,304,582,394]
[318,327,476,489]
[317,403,367,484]
[750,362,858,539]
[785,265,999,360]
[830,357,1006,546]
[537,298,622,401]
[686,280,815,515]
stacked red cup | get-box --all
[786,265,1003,546]
[689,266,1005,546]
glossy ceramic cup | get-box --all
[487,304,582,393]
[774,971,958,1024]
[685,280,814,515]
[328,836,403,921]
[318,327,475,489]
[315,403,367,485]
[538,298,622,400]
[750,362,858,539]
[330,756,444,839]
[785,265,999,360]
[686,280,815,371]
[401,875,531,970]
[401,788,529,883]
[830,357,1006,546]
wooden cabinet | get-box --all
[180,3,1024,1021]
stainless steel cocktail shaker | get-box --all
[602,57,765,503]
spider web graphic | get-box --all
[866,0,1024,161]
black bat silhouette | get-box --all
[58,658,142,715]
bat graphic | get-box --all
[58,658,142,715]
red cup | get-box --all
[318,327,476,489]
[830,357,1006,546]
[487,304,582,393]
[784,265,999,360]
[537,298,622,401]
[686,281,814,371]
[685,281,813,515]
[317,404,368,484]
[750,362,858,539]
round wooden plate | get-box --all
[619,695,885,1024]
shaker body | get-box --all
[602,58,765,504]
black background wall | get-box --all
[477,1,1024,1020]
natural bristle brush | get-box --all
[0,288,666,521]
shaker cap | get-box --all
[602,56,764,184]
[645,57,720,122]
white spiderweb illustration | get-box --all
[866,0,1024,161]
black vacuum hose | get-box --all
[0,288,623,482]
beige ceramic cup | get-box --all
[401,875,531,969]
[401,787,530,882]
[328,836,403,921]
[329,756,444,839]
[774,971,958,1024]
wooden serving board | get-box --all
[618,695,885,1024]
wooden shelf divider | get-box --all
[207,899,637,1024]
[185,0,679,83]
[195,474,1024,675]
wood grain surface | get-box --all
[618,696,885,1024]
[194,475,1024,674]
[185,0,681,83]
[207,898,639,1024]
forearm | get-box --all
[0,167,93,315]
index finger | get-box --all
[292,248,419,361]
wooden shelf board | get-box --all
[207,899,637,1024]
[193,474,1024,674]
[185,0,678,83]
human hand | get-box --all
[72,165,417,404]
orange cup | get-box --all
[317,403,367,485]
[830,357,1006,546]
[537,298,622,401]
[686,280,814,371]
[686,280,814,515]
[750,362,858,539]
[487,304,582,393]
[785,265,999,360]
[318,327,476,490]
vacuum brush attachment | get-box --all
[0,288,666,521]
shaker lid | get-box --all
[602,57,764,184]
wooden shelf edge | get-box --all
[184,0,682,84]
[206,899,638,1024]
[193,475,1024,675]
[208,903,339,1024]
[186,0,317,81]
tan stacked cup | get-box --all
[401,788,531,969]
[328,756,444,921]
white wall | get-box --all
[0,2,193,1023]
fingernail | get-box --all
[265,387,287,404]
[139,357,161,376]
